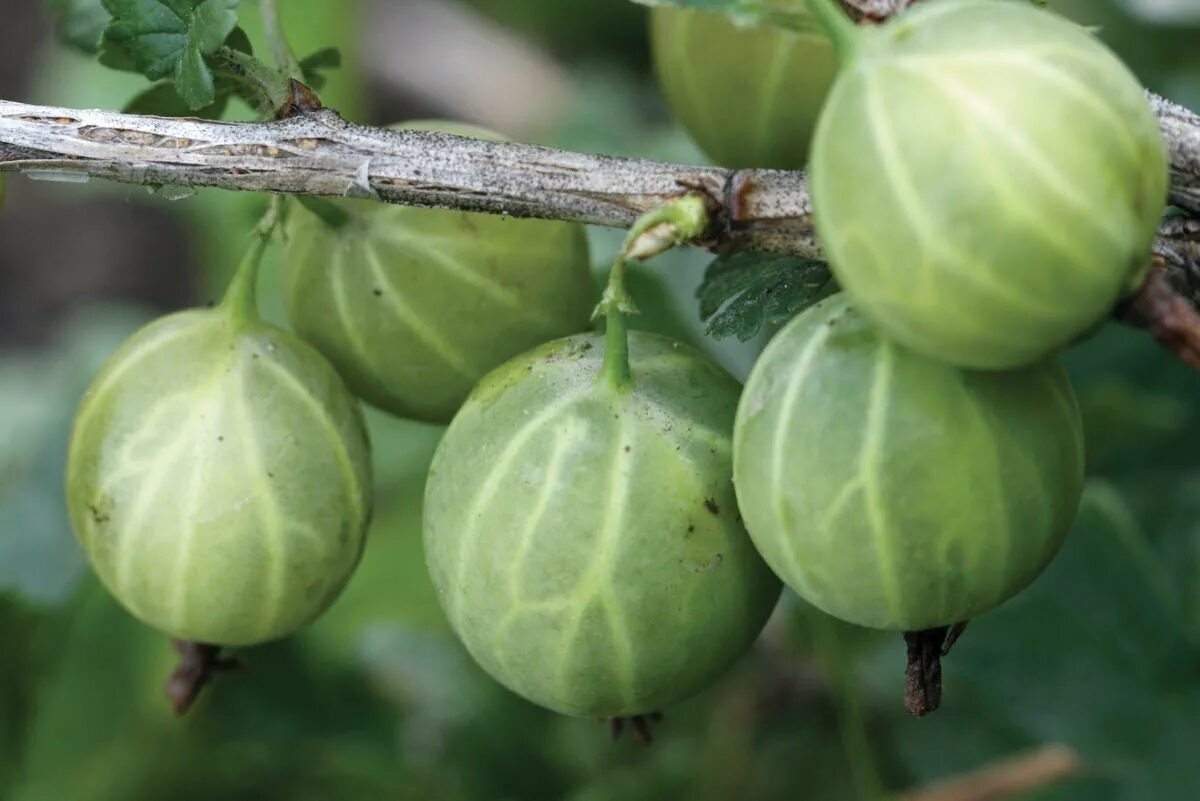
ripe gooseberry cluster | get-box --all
[63,0,1172,723]
[726,0,1161,711]
[66,122,597,652]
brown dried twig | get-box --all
[164,640,243,715]
[901,745,1084,801]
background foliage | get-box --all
[1,1,1198,799]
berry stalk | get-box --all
[594,194,711,390]
[599,257,635,390]
[220,200,282,327]
[805,0,865,62]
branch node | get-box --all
[275,79,324,120]
[1116,265,1200,368]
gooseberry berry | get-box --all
[806,0,1168,369]
[424,332,781,717]
[733,293,1085,631]
[281,121,596,424]
[66,239,373,647]
[650,5,836,169]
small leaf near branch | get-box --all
[298,48,342,91]
[46,0,111,54]
[101,0,241,110]
[122,79,232,119]
[697,252,833,341]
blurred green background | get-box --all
[1,1,1198,799]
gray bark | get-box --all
[2,95,1195,254]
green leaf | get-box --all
[0,598,45,794]
[696,251,833,341]
[101,0,241,109]
[190,0,237,52]
[882,482,1200,800]
[122,80,230,118]
[174,44,216,108]
[225,25,253,55]
[298,47,342,90]
[45,0,111,53]
[96,30,140,72]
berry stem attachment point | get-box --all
[903,622,968,717]
[805,0,864,63]
[593,194,712,390]
[221,198,283,327]
[607,712,664,744]
[597,257,636,390]
[164,640,243,715]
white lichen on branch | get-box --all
[1,94,1195,241]
[0,99,819,256]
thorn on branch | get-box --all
[164,639,243,715]
[1116,265,1200,368]
[275,79,323,120]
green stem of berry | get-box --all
[259,0,305,82]
[221,198,282,327]
[594,194,711,390]
[600,257,635,390]
[804,0,864,63]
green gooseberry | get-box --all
[281,121,596,424]
[733,294,1085,632]
[66,243,373,647]
[424,332,781,717]
[806,0,1169,369]
[650,5,837,169]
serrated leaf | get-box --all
[696,251,833,341]
[190,0,236,52]
[174,43,216,108]
[101,0,240,110]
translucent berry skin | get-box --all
[650,6,836,169]
[733,294,1085,631]
[66,309,373,646]
[281,122,595,424]
[424,333,781,717]
[809,0,1168,370]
